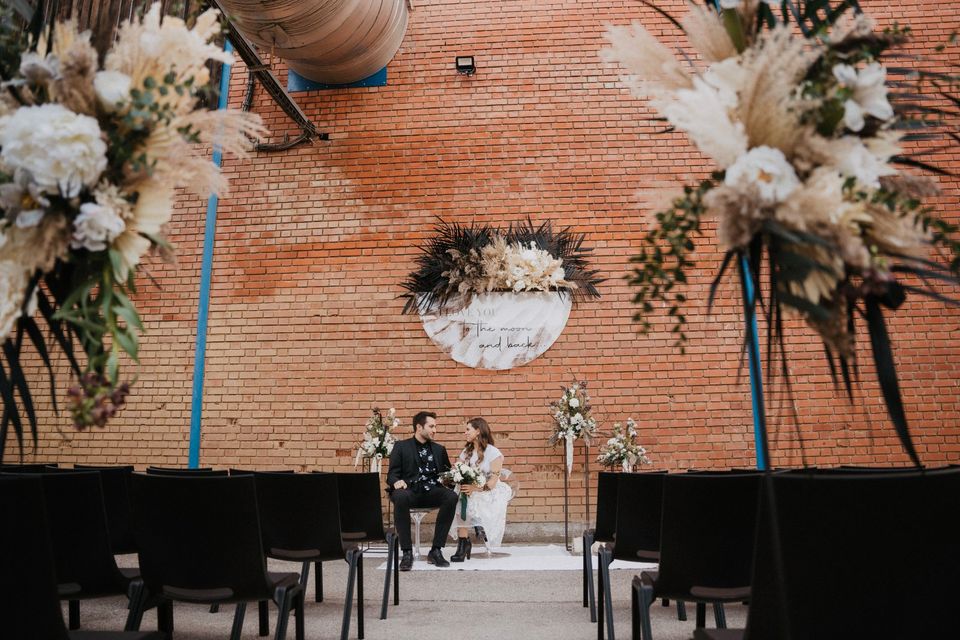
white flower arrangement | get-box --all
[353,407,399,469]
[597,419,652,471]
[0,3,265,439]
[442,460,486,488]
[605,2,960,465]
[548,379,599,476]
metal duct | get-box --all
[217,0,409,85]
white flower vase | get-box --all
[621,460,633,473]
[564,436,574,477]
[370,455,382,475]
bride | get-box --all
[449,417,512,561]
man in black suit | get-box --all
[387,411,458,570]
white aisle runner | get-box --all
[376,544,657,571]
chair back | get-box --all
[0,463,59,473]
[744,469,960,639]
[40,471,128,595]
[130,474,271,602]
[593,471,619,542]
[0,476,71,640]
[74,465,136,554]
[655,472,761,597]
[611,471,666,561]
[254,472,345,561]
[145,466,228,476]
[335,472,387,542]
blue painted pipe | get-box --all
[738,252,769,470]
[188,40,234,468]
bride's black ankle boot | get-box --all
[451,537,472,562]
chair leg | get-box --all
[597,548,605,640]
[68,600,80,630]
[585,535,597,622]
[713,603,727,629]
[210,604,220,613]
[381,534,394,620]
[341,549,358,640]
[696,602,706,628]
[299,561,310,591]
[158,600,174,635]
[602,550,616,640]
[357,552,365,640]
[676,601,687,621]
[124,580,147,631]
[230,602,246,640]
[295,589,305,640]
[259,600,270,637]
[315,561,324,603]
[640,583,656,640]
[392,533,400,606]
[630,577,641,640]
[273,587,291,640]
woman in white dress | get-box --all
[449,417,512,561]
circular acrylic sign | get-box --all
[420,292,573,370]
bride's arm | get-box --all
[484,456,503,490]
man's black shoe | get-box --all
[399,550,414,571]
[426,548,450,567]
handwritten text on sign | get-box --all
[420,292,572,370]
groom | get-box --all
[387,411,458,570]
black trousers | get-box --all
[390,486,458,551]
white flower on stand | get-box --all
[568,397,580,409]
[0,104,107,198]
[832,63,894,132]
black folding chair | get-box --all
[335,472,399,620]
[632,472,761,640]
[254,472,364,640]
[127,474,304,640]
[145,466,227,476]
[695,468,960,640]
[40,471,141,630]
[75,465,137,554]
[584,471,619,621]
[597,471,684,640]
[0,475,161,640]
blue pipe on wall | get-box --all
[188,40,234,468]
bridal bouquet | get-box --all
[604,1,960,464]
[597,418,652,472]
[548,379,598,477]
[442,460,486,519]
[401,218,602,314]
[353,407,399,472]
[0,3,263,452]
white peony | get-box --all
[833,63,894,132]
[724,146,800,204]
[568,397,580,408]
[94,71,132,111]
[71,202,126,252]
[0,104,107,198]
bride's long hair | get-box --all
[463,417,494,464]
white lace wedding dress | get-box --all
[450,444,512,549]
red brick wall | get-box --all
[11,1,960,530]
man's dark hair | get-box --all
[412,411,436,432]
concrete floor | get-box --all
[72,547,747,640]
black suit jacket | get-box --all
[386,437,452,492]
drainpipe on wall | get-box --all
[188,41,234,468]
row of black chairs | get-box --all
[0,465,400,640]
[583,466,960,640]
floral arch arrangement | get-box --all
[604,0,960,465]
[401,219,603,370]
[0,3,263,459]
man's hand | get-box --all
[394,480,407,490]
